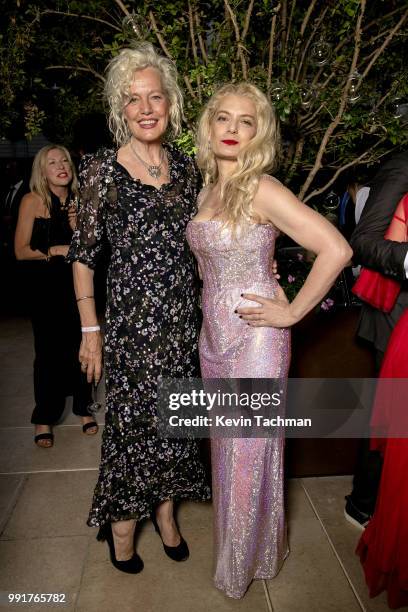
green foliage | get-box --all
[24,102,46,139]
[1,0,407,203]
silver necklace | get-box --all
[130,140,166,180]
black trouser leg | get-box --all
[31,324,66,425]
[28,259,93,425]
[348,347,384,515]
[72,368,93,417]
[348,439,383,515]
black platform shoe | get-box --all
[97,523,144,574]
[151,513,189,562]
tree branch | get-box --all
[298,0,366,201]
[148,11,171,58]
[195,9,208,64]
[374,87,396,112]
[303,138,386,202]
[45,65,105,83]
[100,7,122,27]
[224,0,247,78]
[188,1,202,102]
[112,0,142,37]
[242,0,255,42]
[40,10,121,31]
[310,6,406,90]
[284,0,297,59]
[267,8,279,91]
[287,137,305,180]
[364,26,395,49]
[290,0,318,79]
[183,76,196,99]
[280,0,287,73]
[148,10,196,99]
[334,5,406,57]
[294,6,329,83]
[359,9,408,82]
[300,102,325,129]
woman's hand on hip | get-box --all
[79,331,103,383]
[237,287,297,328]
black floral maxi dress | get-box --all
[67,146,210,527]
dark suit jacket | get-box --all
[1,179,29,261]
[350,151,408,353]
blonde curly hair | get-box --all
[104,42,183,145]
[196,82,280,230]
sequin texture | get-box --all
[186,219,290,598]
[67,146,210,526]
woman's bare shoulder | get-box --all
[261,173,283,186]
[254,174,304,226]
[257,174,292,202]
[19,192,43,213]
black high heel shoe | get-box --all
[97,522,144,574]
[151,513,189,562]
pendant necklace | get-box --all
[130,140,166,180]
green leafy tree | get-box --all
[1,0,407,201]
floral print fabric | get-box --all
[67,145,210,526]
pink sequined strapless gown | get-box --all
[186,219,290,598]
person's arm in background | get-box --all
[350,152,408,280]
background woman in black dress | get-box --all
[67,43,210,574]
[14,145,95,448]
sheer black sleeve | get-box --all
[66,154,106,269]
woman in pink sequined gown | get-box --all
[186,83,352,598]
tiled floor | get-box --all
[0,316,393,611]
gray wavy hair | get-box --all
[104,42,183,145]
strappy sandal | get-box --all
[34,432,54,448]
[82,421,98,435]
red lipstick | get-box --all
[222,139,238,145]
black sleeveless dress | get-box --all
[26,192,93,424]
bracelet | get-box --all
[77,296,95,302]
[81,325,100,333]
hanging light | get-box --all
[122,11,141,36]
[310,39,332,66]
[348,71,361,104]
[271,82,284,102]
[366,110,382,134]
[323,191,339,211]
[389,97,408,120]
[299,85,313,109]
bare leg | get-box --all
[111,519,136,561]
[155,500,181,546]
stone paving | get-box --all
[0,316,391,612]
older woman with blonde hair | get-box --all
[15,144,95,448]
[186,82,352,597]
[67,42,210,574]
